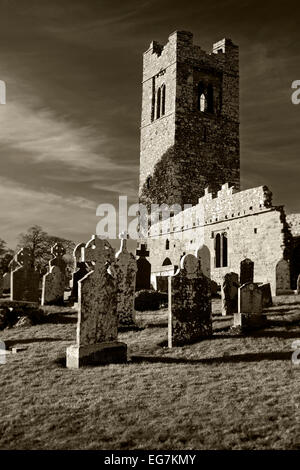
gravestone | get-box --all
[66,236,127,368]
[258,283,273,307]
[112,233,137,327]
[240,258,254,285]
[156,276,168,293]
[297,274,300,295]
[2,272,10,293]
[42,243,66,306]
[11,248,40,303]
[135,244,151,291]
[168,254,212,348]
[275,258,291,294]
[69,242,88,304]
[195,244,211,278]
[234,282,267,330]
[221,272,239,315]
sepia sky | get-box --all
[0,0,299,248]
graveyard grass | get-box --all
[0,297,299,450]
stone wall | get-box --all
[145,184,292,295]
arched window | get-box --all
[162,257,172,266]
[215,233,221,268]
[199,93,206,112]
[156,87,161,119]
[207,84,214,113]
[165,239,169,250]
[222,233,228,267]
[215,232,228,268]
[161,84,166,116]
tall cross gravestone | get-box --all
[135,244,151,291]
[69,242,88,304]
[168,254,212,348]
[240,258,254,286]
[11,248,40,303]
[66,236,127,368]
[112,233,137,327]
[42,243,66,306]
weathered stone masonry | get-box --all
[139,31,240,210]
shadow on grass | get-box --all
[130,350,292,365]
[43,314,77,325]
[5,337,63,348]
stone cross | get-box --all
[66,236,127,368]
[69,242,88,304]
[135,243,151,291]
[112,233,137,327]
[240,258,254,286]
[168,253,212,348]
[11,248,40,303]
[41,243,66,306]
[221,272,239,316]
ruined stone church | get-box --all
[138,30,300,295]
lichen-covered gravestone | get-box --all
[112,233,137,327]
[135,244,151,291]
[168,254,212,348]
[42,243,66,306]
[66,236,127,368]
[11,248,40,303]
[234,282,267,331]
[221,272,239,315]
[69,242,88,304]
[240,258,254,285]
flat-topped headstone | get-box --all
[135,243,151,291]
[11,248,40,303]
[69,242,89,304]
[42,243,66,306]
[168,254,212,348]
[112,233,137,327]
[221,272,239,315]
[240,258,254,285]
[234,282,266,330]
[66,236,127,368]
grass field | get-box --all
[0,297,299,450]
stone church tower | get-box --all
[139,31,240,210]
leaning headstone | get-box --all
[41,243,66,306]
[112,233,137,327]
[234,282,267,331]
[66,236,127,369]
[135,244,151,291]
[221,272,239,315]
[258,283,273,307]
[240,258,254,285]
[168,254,212,348]
[69,242,88,304]
[297,274,300,295]
[11,248,40,303]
